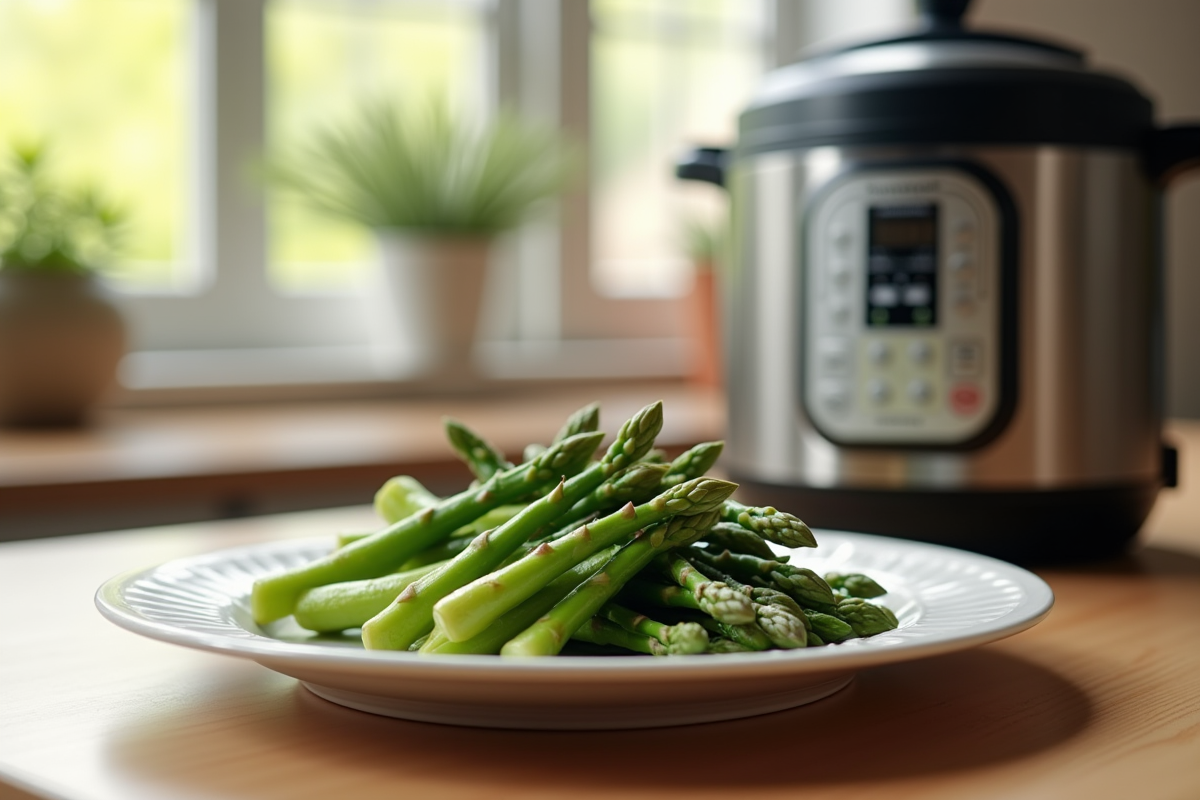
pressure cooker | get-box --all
[679,0,1200,562]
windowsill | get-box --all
[0,377,725,540]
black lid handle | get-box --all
[918,0,971,29]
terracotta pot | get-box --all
[367,234,492,387]
[0,269,126,427]
[686,266,722,387]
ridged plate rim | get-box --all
[95,530,1053,683]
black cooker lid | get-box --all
[739,0,1154,154]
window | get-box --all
[2,0,913,392]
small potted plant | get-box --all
[269,98,577,384]
[682,216,727,387]
[0,144,127,426]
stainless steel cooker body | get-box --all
[727,143,1160,490]
[677,0,1200,561]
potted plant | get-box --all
[269,98,576,385]
[0,144,127,427]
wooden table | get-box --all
[2,421,1198,800]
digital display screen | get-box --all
[867,204,938,327]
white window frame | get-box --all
[118,0,914,394]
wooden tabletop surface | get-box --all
[1,420,1198,800]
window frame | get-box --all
[116,0,914,394]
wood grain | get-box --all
[1,424,1198,800]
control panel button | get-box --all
[817,337,851,374]
[867,340,893,366]
[908,339,933,365]
[819,380,852,413]
[829,299,851,325]
[908,379,932,404]
[950,383,982,415]
[867,379,892,405]
[949,340,983,377]
[830,263,853,287]
[948,252,973,271]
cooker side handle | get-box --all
[675,147,729,189]
[1145,124,1200,185]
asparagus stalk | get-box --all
[420,546,621,655]
[571,616,668,656]
[552,401,602,443]
[250,429,604,625]
[341,504,525,550]
[655,551,756,625]
[662,441,724,486]
[689,548,837,610]
[433,477,736,644]
[834,597,900,636]
[617,577,704,613]
[706,637,754,654]
[292,561,446,633]
[825,572,889,599]
[550,462,671,532]
[678,548,809,647]
[599,602,709,655]
[721,500,817,549]
[500,508,722,657]
[695,616,773,651]
[700,522,778,560]
[373,475,440,526]
[360,401,665,650]
[803,608,856,643]
[444,418,512,482]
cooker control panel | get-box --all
[802,167,1004,446]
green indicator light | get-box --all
[913,307,932,325]
[870,308,889,326]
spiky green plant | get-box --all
[268,98,577,236]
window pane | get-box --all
[266,0,487,293]
[0,0,191,290]
[591,0,767,297]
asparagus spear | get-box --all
[373,475,440,525]
[803,608,856,643]
[700,522,778,560]
[655,551,756,625]
[443,418,512,482]
[695,616,773,651]
[721,500,817,549]
[250,429,604,625]
[292,561,446,633]
[826,572,889,599]
[571,617,668,656]
[662,441,724,486]
[552,401,602,443]
[419,545,621,655]
[433,477,736,644]
[706,637,754,654]
[360,401,666,650]
[834,597,899,636]
[617,577,704,613]
[678,548,810,647]
[500,508,722,657]
[599,602,709,655]
[550,462,671,532]
[689,548,837,610]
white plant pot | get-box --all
[367,233,492,386]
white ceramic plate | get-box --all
[95,531,1053,730]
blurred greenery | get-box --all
[267,97,577,241]
[0,0,187,289]
[0,142,125,272]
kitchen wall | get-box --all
[973,0,1200,419]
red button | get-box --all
[950,383,982,415]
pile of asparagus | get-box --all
[250,401,898,656]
